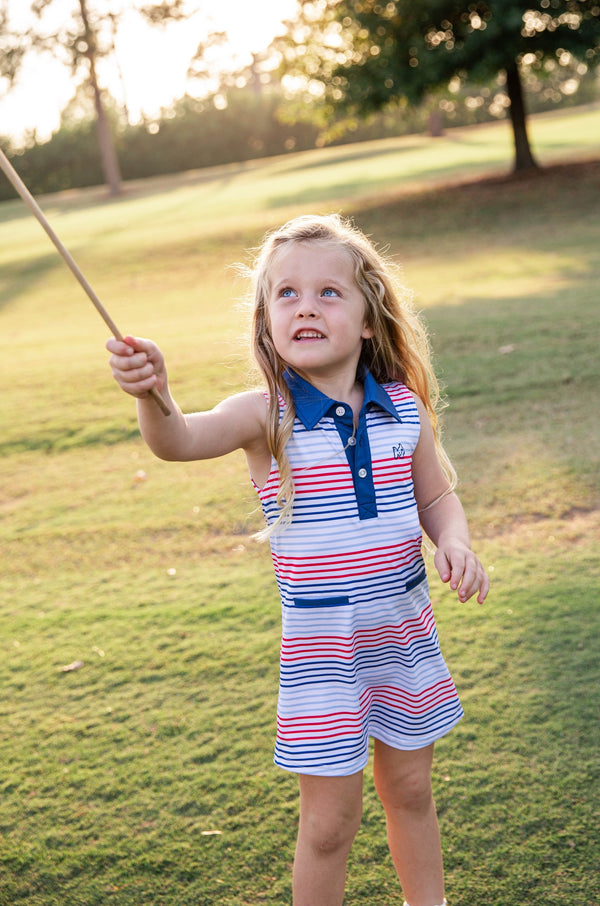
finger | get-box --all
[449,554,466,593]
[111,368,157,397]
[460,559,489,604]
[122,351,150,371]
[107,339,144,367]
[116,360,155,383]
[456,555,479,601]
[477,572,490,605]
[434,548,451,584]
[111,358,157,388]
[123,334,151,353]
[106,336,133,355]
[109,354,144,379]
[128,372,157,394]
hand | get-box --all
[106,335,166,399]
[434,539,489,604]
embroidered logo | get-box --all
[392,443,405,459]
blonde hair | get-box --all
[250,213,456,533]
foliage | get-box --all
[0,90,320,199]
[437,60,599,126]
[117,92,322,178]
[2,0,599,195]
[137,0,189,26]
[6,0,191,75]
[272,0,600,167]
[0,2,26,89]
[2,73,599,200]
[0,109,599,904]
[1,1,196,194]
[274,0,600,109]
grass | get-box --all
[1,106,599,905]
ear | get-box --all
[361,321,374,340]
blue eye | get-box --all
[281,288,296,298]
[322,288,339,297]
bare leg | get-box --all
[292,771,363,906]
[373,740,444,906]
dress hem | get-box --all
[273,709,463,777]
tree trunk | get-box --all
[78,0,122,196]
[505,60,538,172]
[428,110,444,138]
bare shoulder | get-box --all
[408,390,427,414]
[181,389,268,461]
[216,390,272,487]
[211,389,268,449]
[407,392,452,507]
[214,389,267,419]
[407,391,433,435]
[407,391,440,472]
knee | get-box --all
[300,800,363,857]
[375,764,433,816]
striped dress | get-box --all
[254,369,463,776]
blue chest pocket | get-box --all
[293,596,351,608]
[405,568,427,592]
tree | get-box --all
[274,0,600,171]
[2,0,191,195]
[76,0,122,195]
[0,4,25,96]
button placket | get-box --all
[329,401,377,520]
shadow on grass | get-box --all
[433,541,600,904]
[352,158,600,241]
[0,421,142,456]
[0,252,61,314]
[275,139,429,175]
[0,157,267,223]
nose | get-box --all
[295,294,318,318]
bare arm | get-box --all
[106,336,269,466]
[411,395,489,604]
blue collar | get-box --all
[283,368,402,429]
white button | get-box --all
[358,468,367,478]
[347,437,356,446]
[335,406,345,416]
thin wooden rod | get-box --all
[0,148,170,416]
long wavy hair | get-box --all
[249,213,456,534]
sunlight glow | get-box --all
[0,0,298,142]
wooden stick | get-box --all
[0,147,171,416]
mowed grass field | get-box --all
[1,106,599,905]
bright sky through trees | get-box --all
[0,0,297,141]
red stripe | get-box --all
[276,681,459,738]
[273,548,422,581]
[272,538,420,569]
[281,613,437,662]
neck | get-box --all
[291,367,364,418]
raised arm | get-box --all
[411,395,489,605]
[106,336,269,467]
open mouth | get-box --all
[293,330,325,341]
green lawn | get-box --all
[1,106,599,905]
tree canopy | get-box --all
[274,0,600,170]
[1,0,192,194]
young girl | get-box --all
[107,214,488,906]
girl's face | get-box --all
[267,240,373,386]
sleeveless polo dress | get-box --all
[254,369,463,776]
